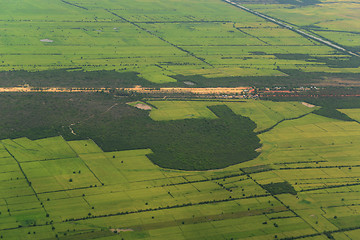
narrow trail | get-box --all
[103,103,118,113]
[68,103,119,135]
[69,123,77,135]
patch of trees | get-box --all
[144,105,261,170]
[261,182,297,195]
[313,107,355,121]
[3,68,360,90]
[0,70,169,88]
[0,95,260,170]
[275,54,360,69]
[263,96,360,109]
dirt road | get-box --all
[0,86,252,95]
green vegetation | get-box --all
[0,94,263,170]
[238,0,360,53]
[1,98,360,239]
[80,103,261,170]
[148,99,317,132]
[261,182,297,195]
[0,0,359,87]
[263,96,360,110]
[313,108,354,122]
[0,70,157,88]
[146,105,260,170]
[1,0,360,239]
[339,109,360,122]
[263,96,360,123]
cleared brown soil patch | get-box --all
[135,103,152,110]
[302,102,316,108]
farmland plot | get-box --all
[1,101,360,239]
[0,0,358,85]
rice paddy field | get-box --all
[0,0,359,84]
[239,0,360,53]
[1,99,360,239]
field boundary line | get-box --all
[222,0,360,57]
[104,9,214,67]
[59,0,88,10]
[63,193,270,222]
[256,112,312,134]
[67,144,105,186]
[3,145,49,215]
[239,168,323,237]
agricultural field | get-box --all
[1,0,360,239]
[147,99,317,131]
[338,109,360,122]
[236,0,360,53]
[0,0,359,87]
[0,98,360,239]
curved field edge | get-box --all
[0,96,318,171]
[1,108,360,239]
[146,99,319,132]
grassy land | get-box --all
[0,94,263,170]
[0,0,359,87]
[1,99,360,239]
[338,109,360,122]
[148,99,317,132]
[239,0,360,53]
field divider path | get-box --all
[67,144,105,186]
[300,182,360,192]
[59,0,88,10]
[239,168,323,238]
[158,173,246,187]
[2,146,50,216]
[256,112,312,135]
[279,225,360,240]
[104,9,214,67]
[64,193,270,222]
[127,206,288,231]
[223,0,360,57]
[38,185,100,195]
[232,23,269,45]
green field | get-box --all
[1,99,360,239]
[147,100,317,131]
[1,0,360,238]
[239,0,360,53]
[338,109,360,122]
[0,0,359,86]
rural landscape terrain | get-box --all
[0,0,360,239]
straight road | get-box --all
[223,0,360,57]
